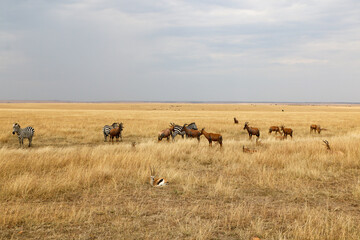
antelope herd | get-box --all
[10,120,330,148]
[11,118,337,188]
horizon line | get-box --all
[0,100,360,105]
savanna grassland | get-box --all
[0,103,360,240]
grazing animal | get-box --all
[170,122,197,141]
[170,122,185,140]
[310,124,326,134]
[109,122,124,142]
[103,122,120,142]
[243,122,260,139]
[317,127,327,134]
[310,124,319,134]
[280,126,293,138]
[150,167,168,187]
[158,128,172,142]
[322,140,344,155]
[269,126,281,135]
[132,142,136,148]
[12,123,35,147]
[182,124,202,142]
[234,117,239,124]
[243,145,257,153]
[200,128,223,147]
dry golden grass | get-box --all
[0,103,360,239]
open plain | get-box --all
[0,103,360,239]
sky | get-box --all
[1,0,360,102]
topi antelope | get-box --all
[243,145,257,153]
[200,128,223,147]
[310,124,327,134]
[158,127,172,142]
[149,167,168,187]
[243,122,260,140]
[182,124,202,142]
[169,122,197,140]
[234,117,239,124]
[317,127,327,134]
[109,123,124,142]
[310,124,319,134]
[269,126,281,135]
[103,122,120,142]
[280,126,293,138]
[322,140,344,155]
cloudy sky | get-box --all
[1,0,360,102]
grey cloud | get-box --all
[0,0,360,102]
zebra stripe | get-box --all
[103,122,120,142]
[171,124,185,140]
[171,122,198,140]
[186,122,198,130]
[12,123,35,147]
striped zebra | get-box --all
[12,123,35,147]
[103,122,120,142]
[170,122,197,141]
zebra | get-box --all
[170,122,197,141]
[103,122,120,142]
[12,123,35,147]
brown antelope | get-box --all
[158,128,172,142]
[280,126,293,138]
[109,122,124,142]
[310,124,320,134]
[243,122,260,139]
[243,145,257,153]
[182,124,202,142]
[150,167,168,187]
[311,124,327,134]
[269,126,281,135]
[234,117,239,124]
[322,140,344,155]
[200,128,223,147]
[317,127,327,134]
